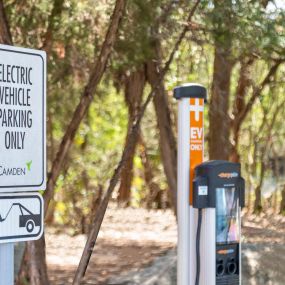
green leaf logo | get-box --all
[26,160,32,171]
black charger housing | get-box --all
[192,160,245,209]
[192,160,245,285]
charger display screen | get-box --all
[216,187,240,244]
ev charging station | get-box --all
[174,84,245,285]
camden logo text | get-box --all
[0,161,32,176]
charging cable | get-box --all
[195,208,202,285]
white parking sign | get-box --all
[0,45,46,192]
[0,193,43,243]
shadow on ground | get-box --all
[108,243,285,285]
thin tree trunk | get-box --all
[45,110,56,225]
[139,136,163,208]
[254,185,262,214]
[230,58,254,162]
[0,0,13,45]
[72,2,201,283]
[254,159,266,214]
[231,3,271,144]
[41,0,65,53]
[88,185,103,233]
[146,45,177,212]
[118,68,146,204]
[17,0,67,283]
[246,183,252,213]
[280,186,285,215]
[26,239,49,285]
[24,1,127,285]
[230,61,282,163]
[273,189,278,213]
[72,99,147,284]
[141,0,203,212]
[44,0,127,212]
[252,101,285,214]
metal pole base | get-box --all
[0,243,14,285]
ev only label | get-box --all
[0,45,46,192]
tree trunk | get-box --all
[139,136,163,208]
[146,45,177,212]
[27,239,49,285]
[0,0,13,45]
[209,0,233,160]
[209,47,233,160]
[16,252,29,285]
[23,1,127,284]
[44,0,127,212]
[88,185,103,233]
[230,59,281,163]
[222,0,271,148]
[41,0,65,54]
[254,160,265,214]
[45,110,56,225]
[72,3,201,282]
[118,68,146,204]
[280,186,285,215]
[231,60,282,159]
[254,185,262,214]
[230,59,254,162]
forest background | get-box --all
[0,0,285,284]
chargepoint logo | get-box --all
[218,172,238,179]
[0,161,32,177]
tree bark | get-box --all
[280,185,285,215]
[17,0,68,283]
[146,47,177,212]
[254,184,262,214]
[209,0,233,160]
[72,98,147,284]
[72,2,202,282]
[118,68,146,203]
[230,60,282,163]
[142,0,201,212]
[44,0,127,212]
[45,110,56,225]
[209,48,233,160]
[251,100,285,214]
[27,239,49,285]
[139,136,164,208]
[0,0,13,45]
[230,58,254,162]
[254,160,266,214]
[24,1,127,284]
[41,0,65,53]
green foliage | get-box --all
[4,0,285,231]
[203,1,285,59]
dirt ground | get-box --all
[242,210,285,244]
[46,204,176,285]
[46,205,285,285]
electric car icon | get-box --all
[0,203,41,233]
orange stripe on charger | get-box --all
[189,98,204,205]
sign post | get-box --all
[0,243,14,285]
[0,44,46,284]
[174,84,207,285]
